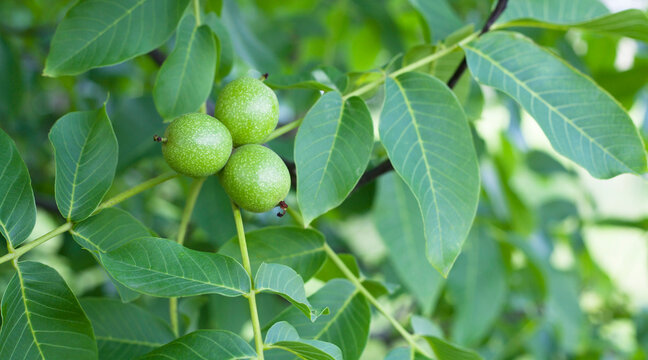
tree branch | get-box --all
[147,49,166,67]
[447,0,509,87]
[352,0,509,191]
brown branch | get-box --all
[352,0,509,192]
[147,49,166,66]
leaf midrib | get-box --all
[15,265,47,359]
[104,254,247,295]
[391,75,444,258]
[66,114,102,220]
[267,343,332,360]
[313,289,359,340]
[168,24,200,111]
[95,335,166,348]
[464,42,635,174]
[311,95,346,203]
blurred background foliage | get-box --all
[1,0,648,358]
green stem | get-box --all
[264,118,303,143]
[177,177,206,246]
[170,177,206,337]
[342,31,479,100]
[232,203,265,360]
[193,0,202,25]
[0,222,73,265]
[169,298,179,337]
[93,172,179,215]
[1,173,179,265]
[323,244,430,357]
[285,206,305,228]
[286,206,427,356]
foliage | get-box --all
[1,0,648,359]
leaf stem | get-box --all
[285,206,428,357]
[323,244,430,357]
[177,177,206,246]
[193,0,202,25]
[341,32,479,101]
[170,176,206,337]
[264,118,303,143]
[93,172,179,215]
[232,202,265,360]
[1,173,179,265]
[0,222,73,265]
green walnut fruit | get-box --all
[215,76,279,146]
[161,113,232,177]
[220,144,290,213]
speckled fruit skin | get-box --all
[220,144,290,213]
[162,113,233,177]
[215,76,279,146]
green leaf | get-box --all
[447,225,507,346]
[221,0,280,73]
[0,261,98,360]
[464,32,647,178]
[270,279,370,360]
[499,2,648,43]
[193,177,236,247]
[153,14,217,120]
[71,208,150,253]
[49,106,118,222]
[80,298,174,360]
[424,336,483,360]
[0,128,36,248]
[265,321,343,360]
[0,36,22,117]
[264,73,335,91]
[379,72,480,275]
[139,330,256,359]
[408,0,464,42]
[70,208,148,302]
[219,226,326,281]
[411,315,444,338]
[256,263,329,322]
[101,237,250,297]
[373,173,445,314]
[102,262,142,303]
[499,0,609,25]
[295,92,374,226]
[204,12,233,80]
[44,0,190,76]
[546,270,587,353]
